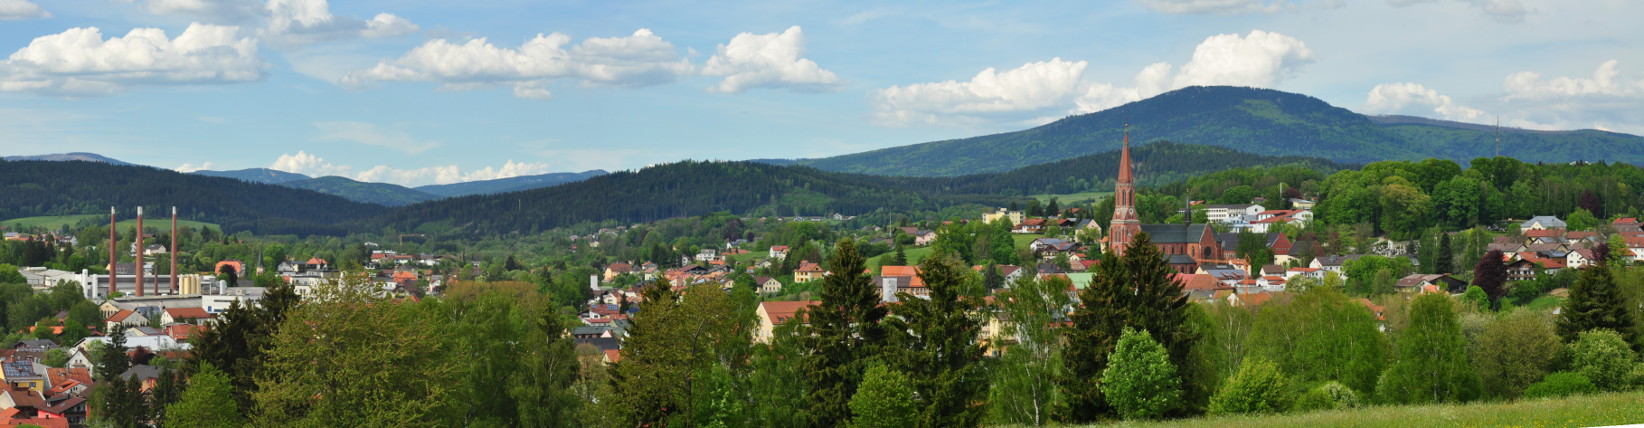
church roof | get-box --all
[1140,224,1210,244]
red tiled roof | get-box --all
[795,261,823,273]
[163,307,213,320]
[1524,229,1562,238]
[881,266,924,287]
[107,309,136,323]
[1172,273,1224,291]
[760,300,820,324]
[305,257,327,265]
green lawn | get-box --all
[728,250,768,264]
[1033,191,1112,205]
[4,214,220,231]
[1013,234,1042,251]
[1088,391,1644,428]
[868,246,934,271]
[1524,294,1567,311]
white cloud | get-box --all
[1388,0,1526,24]
[270,150,351,177]
[263,0,418,47]
[341,29,694,98]
[875,30,1315,126]
[0,23,265,96]
[0,0,50,20]
[173,161,215,172]
[312,121,440,154]
[702,26,843,93]
[1171,30,1315,88]
[1365,82,1486,121]
[268,151,553,186]
[872,58,1087,126]
[1503,59,1643,100]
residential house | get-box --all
[1289,198,1316,209]
[769,246,789,260]
[754,301,819,343]
[754,276,783,295]
[1012,218,1048,234]
[1175,273,1230,302]
[1520,216,1567,231]
[159,307,213,325]
[981,208,1026,226]
[0,361,47,392]
[973,265,1025,288]
[104,310,148,332]
[1285,267,1324,281]
[695,249,720,263]
[603,263,632,282]
[1310,255,1366,275]
[1567,248,1598,269]
[0,384,67,428]
[793,261,826,283]
[1395,274,1467,294]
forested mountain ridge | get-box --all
[371,142,1345,234]
[0,160,388,235]
[3,152,134,165]
[792,86,1644,176]
[193,168,313,184]
[414,170,609,197]
[280,176,440,207]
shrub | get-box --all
[1522,372,1596,399]
[1295,381,1360,411]
[1569,329,1637,391]
[848,364,917,428]
[1209,359,1294,415]
[1100,327,1181,420]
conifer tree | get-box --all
[1436,233,1453,274]
[1557,265,1640,350]
[1062,232,1195,421]
[799,240,888,427]
[885,254,988,426]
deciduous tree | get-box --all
[1376,293,1481,404]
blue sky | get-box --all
[1,0,1640,186]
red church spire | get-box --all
[1108,124,1142,256]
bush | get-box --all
[1569,329,1637,391]
[1522,372,1596,399]
[1209,359,1294,415]
[848,364,917,428]
[1100,327,1182,420]
[1295,381,1360,411]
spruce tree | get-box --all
[884,254,988,426]
[1557,265,1640,350]
[799,240,888,427]
[1436,233,1453,274]
[1062,233,1195,421]
[891,245,909,266]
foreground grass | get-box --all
[1087,391,1644,428]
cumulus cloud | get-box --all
[702,26,842,93]
[872,58,1087,126]
[1365,82,1486,121]
[268,151,554,186]
[1503,59,1643,100]
[874,30,1316,126]
[1171,30,1315,88]
[0,0,50,20]
[1388,0,1526,24]
[341,29,693,98]
[0,23,265,96]
[313,121,439,154]
[263,0,419,47]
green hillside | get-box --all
[3,214,220,231]
[0,160,387,235]
[796,86,1644,176]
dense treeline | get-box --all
[0,160,387,235]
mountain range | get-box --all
[189,168,608,206]
[785,86,1644,176]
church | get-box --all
[1106,127,1222,273]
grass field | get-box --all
[728,250,768,264]
[3,214,220,232]
[1033,191,1112,205]
[867,246,934,271]
[1524,294,1567,311]
[1087,391,1644,428]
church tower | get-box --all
[1108,125,1142,256]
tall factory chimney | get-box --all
[108,207,116,298]
[135,207,144,297]
[171,206,178,294]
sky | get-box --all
[1,0,1641,186]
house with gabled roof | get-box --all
[793,261,826,283]
[755,300,819,343]
[1521,216,1567,231]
